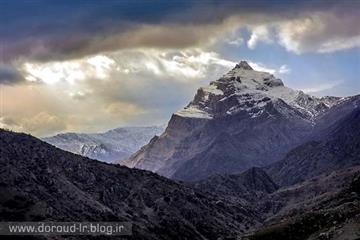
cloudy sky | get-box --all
[1,0,359,137]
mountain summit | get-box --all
[235,60,253,70]
[175,60,340,121]
[123,62,358,181]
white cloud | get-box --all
[248,62,291,75]
[68,90,92,100]
[248,61,276,74]
[227,37,244,46]
[86,55,116,79]
[21,112,66,136]
[317,35,360,53]
[0,112,67,137]
[221,10,360,54]
[22,55,115,85]
[276,12,360,54]
[0,117,21,131]
[5,48,240,136]
[5,6,360,137]
[108,48,236,81]
[247,25,272,49]
[300,80,343,94]
[278,65,291,74]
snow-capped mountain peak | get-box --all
[175,61,341,120]
[125,60,359,181]
[43,125,165,163]
[234,60,254,70]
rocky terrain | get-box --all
[268,107,360,187]
[1,126,359,240]
[0,129,259,240]
[43,126,165,163]
[245,167,360,240]
[124,61,359,181]
[190,165,360,240]
[191,167,278,203]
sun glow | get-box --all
[22,55,115,85]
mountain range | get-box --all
[124,61,359,181]
[0,129,261,240]
[1,60,359,240]
[1,127,359,239]
[0,126,360,240]
[43,126,165,163]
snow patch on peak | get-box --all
[43,125,165,163]
[266,86,299,103]
[175,106,213,119]
[234,61,253,70]
[202,84,224,96]
[174,61,344,121]
[223,66,284,88]
[225,66,270,78]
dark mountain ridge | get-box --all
[0,129,259,240]
[1,128,359,240]
[191,167,278,202]
[267,107,360,187]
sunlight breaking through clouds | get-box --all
[21,49,237,85]
[22,55,115,85]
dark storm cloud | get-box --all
[1,0,357,64]
[0,0,193,62]
[0,64,24,85]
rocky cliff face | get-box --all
[124,61,355,181]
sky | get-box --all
[0,0,360,137]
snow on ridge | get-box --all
[201,84,224,95]
[175,106,213,119]
[43,125,165,163]
[174,61,344,120]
